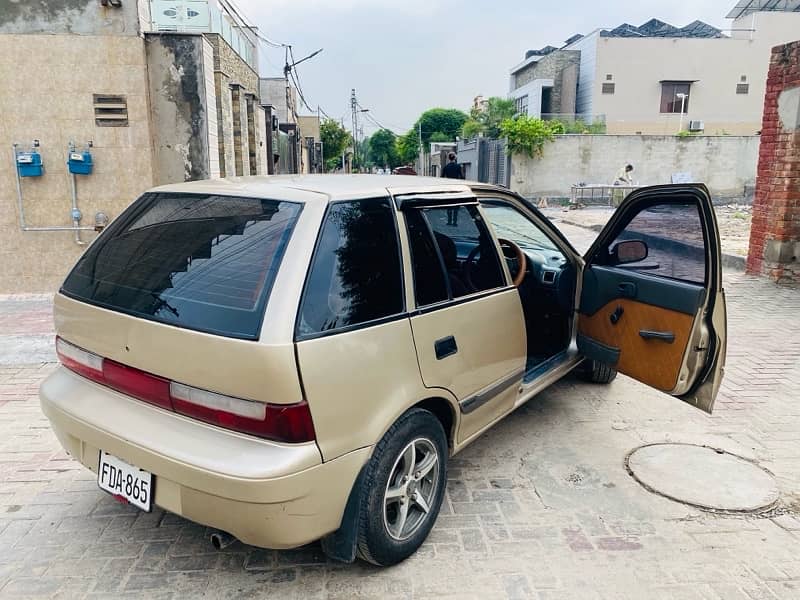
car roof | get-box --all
[150,175,500,205]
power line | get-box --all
[216,0,289,48]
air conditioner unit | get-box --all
[688,120,704,132]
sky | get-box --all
[238,0,739,136]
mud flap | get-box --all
[320,466,367,563]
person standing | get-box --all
[612,163,634,207]
[442,152,463,225]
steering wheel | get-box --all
[463,238,527,290]
[498,238,527,286]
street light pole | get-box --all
[676,92,688,133]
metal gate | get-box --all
[480,139,510,187]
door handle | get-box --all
[618,282,637,298]
[610,305,624,325]
[639,330,675,343]
[435,336,458,360]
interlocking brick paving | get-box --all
[1,224,799,599]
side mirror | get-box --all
[611,239,648,265]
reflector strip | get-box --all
[170,382,266,420]
[55,336,315,443]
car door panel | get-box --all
[578,296,695,392]
[579,266,705,317]
[397,199,527,444]
[578,184,726,413]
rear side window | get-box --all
[61,193,301,339]
[297,198,404,338]
[405,210,449,306]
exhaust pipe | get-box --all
[209,529,237,550]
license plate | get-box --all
[98,451,153,512]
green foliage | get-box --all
[320,119,351,170]
[392,107,468,167]
[395,130,419,165]
[499,116,564,158]
[416,108,468,145]
[461,97,516,139]
[367,129,399,168]
[676,130,700,138]
[554,118,606,134]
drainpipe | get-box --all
[69,170,86,246]
[12,144,95,242]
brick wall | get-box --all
[747,41,800,282]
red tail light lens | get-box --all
[55,337,315,443]
[56,337,104,384]
[103,360,172,410]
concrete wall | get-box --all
[511,135,759,200]
[145,33,211,184]
[0,0,142,35]
[591,12,800,134]
[0,33,154,292]
[260,78,296,124]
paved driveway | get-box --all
[1,224,799,599]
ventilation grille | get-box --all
[601,82,615,94]
[736,83,749,94]
[94,94,129,127]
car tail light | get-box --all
[56,336,104,384]
[55,337,315,443]
[170,382,315,443]
[103,360,172,410]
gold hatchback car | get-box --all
[40,175,726,565]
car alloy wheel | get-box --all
[383,437,440,541]
[356,408,447,566]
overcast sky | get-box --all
[239,0,738,135]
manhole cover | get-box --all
[626,443,779,513]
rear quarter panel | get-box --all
[296,318,459,462]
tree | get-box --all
[500,116,564,158]
[415,108,468,145]
[461,97,516,139]
[320,119,351,171]
[395,130,419,165]
[367,129,399,168]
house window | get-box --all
[602,83,615,94]
[515,95,529,116]
[736,83,749,94]
[660,83,690,114]
[606,74,613,81]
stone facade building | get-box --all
[0,0,269,292]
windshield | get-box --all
[481,202,561,253]
[61,192,302,340]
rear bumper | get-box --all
[40,367,370,549]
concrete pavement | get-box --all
[1,223,800,599]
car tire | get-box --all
[356,408,447,566]
[580,359,618,384]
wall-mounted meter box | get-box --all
[68,151,93,175]
[17,151,44,177]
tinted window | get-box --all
[297,198,403,336]
[422,205,505,298]
[405,210,449,306]
[605,201,706,284]
[61,193,302,339]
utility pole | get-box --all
[418,121,424,176]
[351,89,358,173]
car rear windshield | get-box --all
[61,192,302,340]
